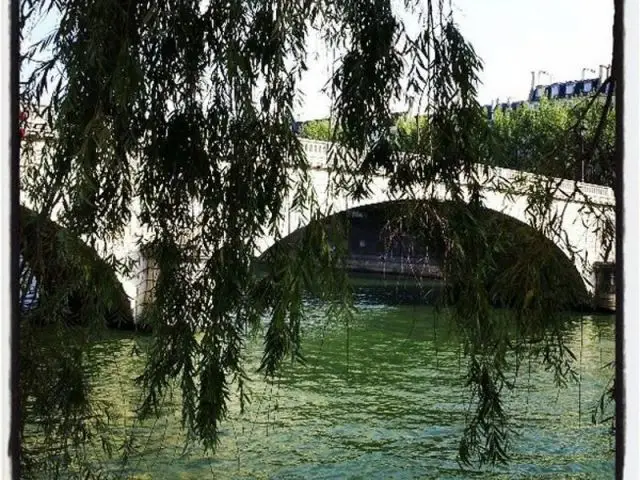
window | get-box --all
[531,86,544,101]
[564,82,575,97]
[19,255,39,312]
[605,82,614,95]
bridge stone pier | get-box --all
[20,130,616,318]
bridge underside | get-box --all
[19,206,135,329]
[256,200,591,310]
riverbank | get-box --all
[345,255,443,279]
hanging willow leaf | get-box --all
[18,0,617,476]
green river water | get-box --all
[28,276,615,479]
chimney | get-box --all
[537,70,551,86]
[599,65,606,81]
[530,71,536,91]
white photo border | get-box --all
[1,0,638,478]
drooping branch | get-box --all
[18,0,618,475]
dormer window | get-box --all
[564,82,575,97]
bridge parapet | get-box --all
[301,139,330,168]
[20,120,615,206]
[297,139,615,205]
[487,165,614,204]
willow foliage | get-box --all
[18,0,616,476]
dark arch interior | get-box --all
[19,205,136,329]
[259,199,589,310]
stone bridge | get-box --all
[19,128,616,317]
[130,139,615,316]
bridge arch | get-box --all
[257,196,590,307]
[19,205,135,328]
[255,168,614,296]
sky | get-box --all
[25,0,614,122]
[295,0,614,120]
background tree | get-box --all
[301,98,615,187]
[488,99,615,187]
[18,0,617,477]
[299,118,333,142]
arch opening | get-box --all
[19,206,135,329]
[258,199,590,311]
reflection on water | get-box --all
[27,275,615,479]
